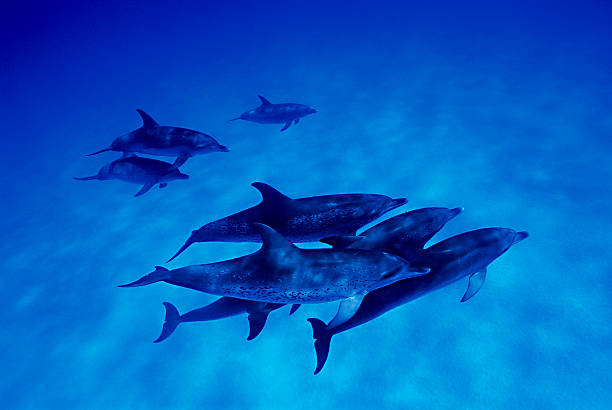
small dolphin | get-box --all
[229,96,317,131]
[74,155,189,197]
[307,228,529,374]
[121,224,430,324]
[154,298,289,343]
[87,109,229,166]
[167,182,407,262]
[157,207,461,342]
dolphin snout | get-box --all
[389,198,408,210]
[218,145,230,152]
[450,207,463,218]
[513,231,529,245]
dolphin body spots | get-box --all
[121,223,430,310]
[156,207,462,343]
[74,155,189,197]
[308,227,529,374]
[167,182,408,261]
[230,96,317,131]
[87,109,229,167]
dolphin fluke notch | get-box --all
[307,318,332,375]
[167,236,196,262]
[154,302,181,343]
[119,266,169,287]
[136,109,159,128]
[85,147,113,156]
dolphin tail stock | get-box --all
[119,266,170,288]
[154,302,182,343]
[73,175,99,181]
[86,147,112,156]
[307,318,333,375]
[167,237,195,262]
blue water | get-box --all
[2,1,611,408]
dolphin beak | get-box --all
[219,145,230,152]
[513,231,529,245]
[389,198,408,211]
[449,207,463,219]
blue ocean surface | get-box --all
[1,1,611,408]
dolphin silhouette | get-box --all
[121,224,430,327]
[307,228,529,374]
[74,155,189,197]
[229,96,317,131]
[156,207,462,342]
[87,109,229,166]
[167,182,408,262]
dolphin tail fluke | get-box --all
[86,147,112,156]
[167,238,195,262]
[73,175,99,181]
[307,318,333,375]
[247,312,270,341]
[119,266,169,288]
[154,302,181,343]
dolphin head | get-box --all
[190,132,230,153]
[299,105,317,116]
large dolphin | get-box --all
[156,207,462,342]
[229,96,317,131]
[307,227,528,374]
[87,109,229,166]
[121,224,430,324]
[167,182,408,261]
[74,155,189,197]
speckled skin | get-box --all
[168,182,408,261]
[78,156,188,185]
[232,97,316,125]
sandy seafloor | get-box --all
[1,1,611,409]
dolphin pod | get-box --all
[167,182,408,261]
[230,96,317,131]
[155,207,464,342]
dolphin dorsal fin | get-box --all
[252,223,298,253]
[258,95,272,106]
[252,182,292,205]
[136,109,159,128]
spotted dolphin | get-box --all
[156,207,462,342]
[167,182,408,261]
[87,109,229,166]
[230,96,317,131]
[74,155,189,197]
[121,224,430,326]
[308,228,529,374]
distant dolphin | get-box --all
[167,182,408,262]
[121,224,430,325]
[307,228,529,374]
[156,207,461,342]
[87,109,229,166]
[74,155,189,197]
[229,96,317,131]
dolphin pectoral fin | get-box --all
[86,147,112,156]
[73,175,99,181]
[136,109,159,128]
[119,266,169,288]
[159,183,168,188]
[134,182,155,197]
[167,236,195,262]
[307,318,333,375]
[294,118,300,125]
[154,302,181,343]
[327,294,365,330]
[228,116,242,121]
[461,269,487,302]
[320,236,362,248]
[280,121,291,131]
[247,312,270,341]
[289,304,301,315]
[173,154,190,167]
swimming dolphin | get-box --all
[121,224,430,324]
[307,228,529,374]
[229,96,317,131]
[167,182,408,261]
[154,298,288,343]
[87,109,229,166]
[156,207,462,342]
[74,155,189,197]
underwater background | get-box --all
[1,1,611,408]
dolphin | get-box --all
[229,96,317,131]
[156,207,462,342]
[307,228,529,374]
[87,109,229,166]
[121,224,430,326]
[74,155,189,197]
[167,182,408,262]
